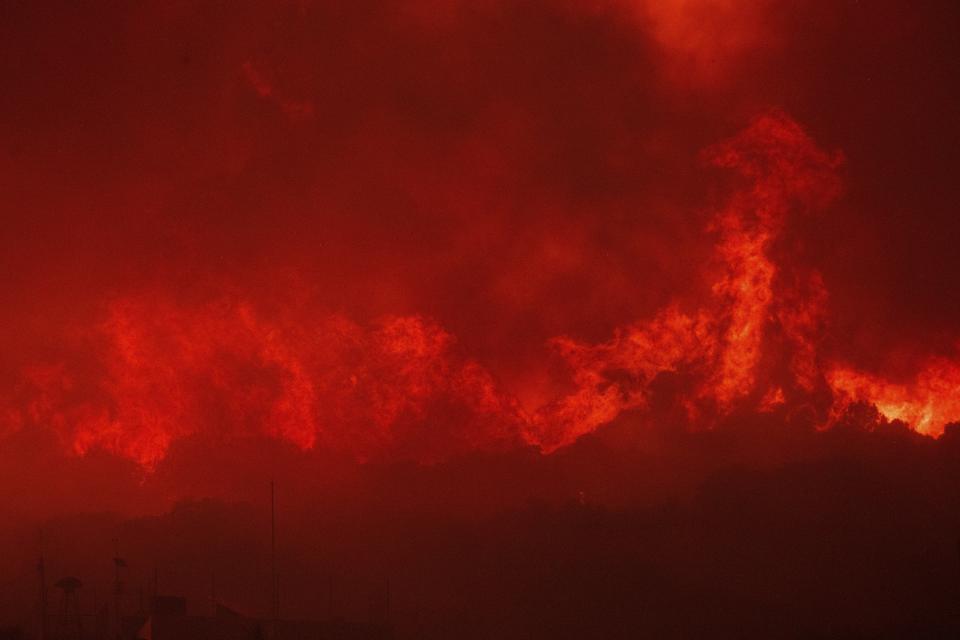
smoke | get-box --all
[638,0,780,88]
[20,110,950,470]
[1,1,960,508]
[5,7,960,637]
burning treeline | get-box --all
[6,112,959,470]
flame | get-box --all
[758,386,786,412]
[15,298,524,469]
[527,306,713,451]
[526,111,843,449]
[827,361,960,436]
[12,111,960,468]
[777,272,829,393]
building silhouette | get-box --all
[128,596,390,640]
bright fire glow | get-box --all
[828,361,960,436]
[10,111,960,469]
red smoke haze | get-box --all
[2,0,960,516]
[6,3,960,637]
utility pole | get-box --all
[271,480,279,631]
[327,574,335,621]
[37,531,47,640]
[210,571,217,618]
[113,538,125,640]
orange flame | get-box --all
[525,111,844,450]
[827,361,960,436]
[22,112,960,468]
